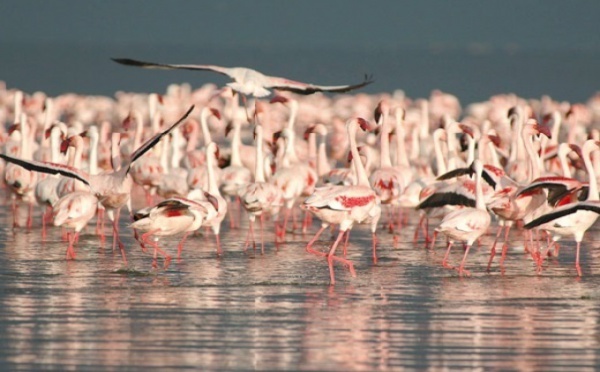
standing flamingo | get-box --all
[431,159,491,276]
[522,139,600,276]
[302,117,381,284]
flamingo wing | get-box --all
[128,105,195,172]
[111,58,232,77]
[264,74,374,95]
[0,154,90,187]
[523,201,600,229]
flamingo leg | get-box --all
[499,224,512,266]
[442,241,454,269]
[302,210,311,234]
[429,231,438,250]
[177,231,192,259]
[575,240,582,277]
[413,213,425,243]
[372,232,378,264]
[457,244,472,277]
[215,233,222,256]
[327,229,356,285]
[66,231,77,260]
[26,203,33,228]
[11,198,17,228]
[306,225,327,257]
[342,230,350,257]
[259,213,265,254]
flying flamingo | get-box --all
[112,58,373,98]
[0,106,195,264]
[522,139,600,276]
[302,117,381,284]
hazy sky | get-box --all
[1,1,599,50]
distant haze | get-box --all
[0,1,598,103]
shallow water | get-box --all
[1,192,600,370]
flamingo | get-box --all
[431,159,491,276]
[112,58,373,98]
[131,197,209,268]
[188,142,228,256]
[4,114,38,228]
[302,117,381,284]
[0,106,195,264]
[238,124,283,254]
[522,139,600,276]
[53,190,99,260]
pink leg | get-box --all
[457,244,472,277]
[306,225,327,257]
[372,233,378,264]
[575,240,582,277]
[11,199,17,228]
[442,241,454,268]
[228,205,236,229]
[499,224,511,266]
[177,231,192,259]
[278,208,291,241]
[26,204,33,228]
[244,218,257,253]
[429,230,438,250]
[302,211,311,234]
[42,208,48,240]
[413,213,425,243]
[486,243,496,272]
[259,214,265,254]
[342,230,350,256]
[66,232,77,260]
[111,209,128,265]
[215,233,222,256]
[327,229,356,285]
[423,215,431,244]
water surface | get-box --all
[1,192,600,370]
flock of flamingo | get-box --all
[1,57,600,284]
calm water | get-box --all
[0,189,600,370]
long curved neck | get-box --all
[171,130,183,169]
[20,114,31,160]
[50,128,61,164]
[73,139,83,170]
[488,141,501,168]
[550,112,561,144]
[348,122,370,187]
[583,144,599,201]
[558,146,571,178]
[255,128,266,183]
[432,129,447,176]
[201,110,213,146]
[230,120,243,167]
[419,100,429,140]
[307,132,317,170]
[89,130,99,175]
[133,112,144,150]
[317,132,331,177]
[379,120,392,168]
[395,114,409,167]
[206,147,219,195]
[41,98,53,147]
[111,133,122,171]
[522,130,540,181]
[466,136,476,165]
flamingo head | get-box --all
[122,113,134,131]
[60,137,71,154]
[356,117,374,132]
[458,123,474,138]
[534,123,552,139]
[488,134,501,148]
[303,126,316,141]
[269,95,289,105]
[209,108,221,120]
[507,106,521,120]
[225,122,234,137]
[7,123,20,136]
[374,99,390,124]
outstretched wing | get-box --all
[112,58,232,77]
[523,201,600,229]
[127,105,195,172]
[0,154,90,186]
[265,74,374,95]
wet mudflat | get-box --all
[1,199,600,370]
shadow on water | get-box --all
[0,191,600,370]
